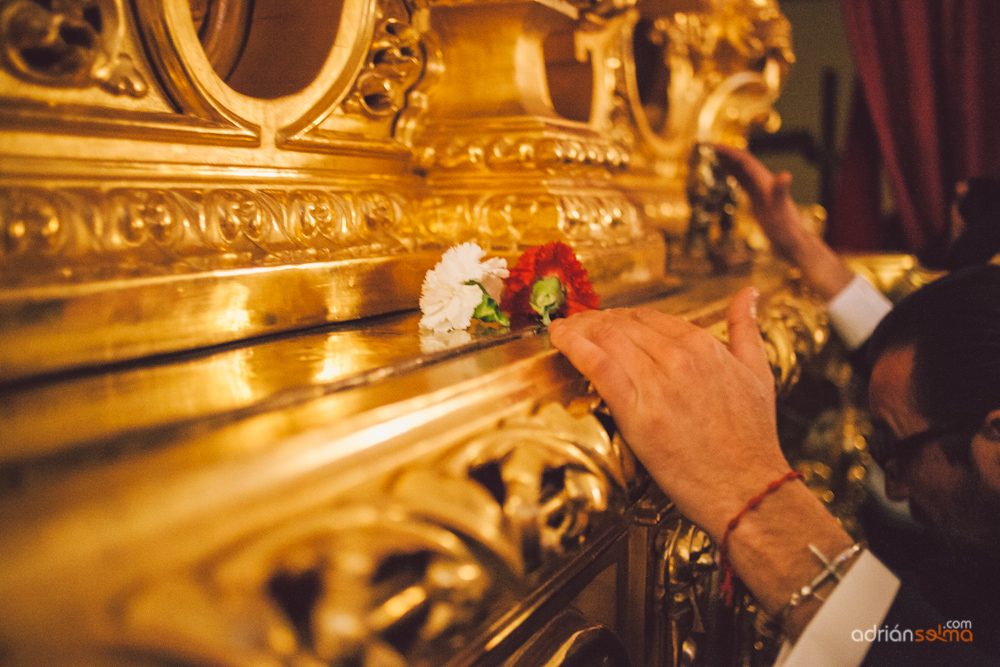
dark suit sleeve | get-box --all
[860,584,991,666]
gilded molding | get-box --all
[415,130,630,174]
[0,186,413,286]
[411,191,642,249]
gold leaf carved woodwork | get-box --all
[0,0,147,96]
[0,187,412,285]
[341,4,425,121]
[654,517,717,667]
[648,0,792,143]
[759,291,829,395]
[569,0,638,22]
[442,402,632,572]
[289,0,428,147]
[412,192,641,250]
[416,131,630,174]
[117,403,631,667]
[573,9,641,148]
[127,508,498,667]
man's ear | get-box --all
[982,409,1000,441]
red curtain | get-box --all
[831,0,1000,253]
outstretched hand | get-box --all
[713,144,854,300]
[713,144,802,259]
[548,287,792,542]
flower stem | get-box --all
[530,276,566,325]
[468,281,510,326]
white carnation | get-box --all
[419,243,509,331]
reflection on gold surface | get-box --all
[0,310,530,462]
[843,253,943,302]
[0,1,816,665]
[0,257,833,666]
[2,0,793,379]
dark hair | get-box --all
[866,265,1000,437]
[945,177,1000,269]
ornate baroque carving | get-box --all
[341,6,425,120]
[654,517,717,667]
[0,186,412,285]
[293,0,429,146]
[116,403,632,666]
[759,290,829,395]
[0,0,147,96]
[648,0,793,143]
[127,507,499,667]
[412,191,642,249]
[416,131,630,174]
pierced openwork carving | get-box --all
[127,507,499,667]
[443,402,632,572]
[342,12,424,120]
[71,402,633,667]
[0,0,147,95]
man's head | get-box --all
[866,264,1000,550]
[947,177,1000,269]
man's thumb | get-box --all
[727,287,774,388]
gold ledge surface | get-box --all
[0,256,823,667]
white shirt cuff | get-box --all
[827,274,893,350]
[774,550,900,667]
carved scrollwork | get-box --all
[102,189,187,249]
[759,291,829,395]
[0,0,147,96]
[655,0,793,142]
[0,186,412,284]
[126,507,499,667]
[111,402,631,667]
[203,189,282,249]
[413,192,642,249]
[442,403,632,572]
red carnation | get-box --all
[501,241,599,325]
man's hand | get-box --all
[548,287,791,541]
[713,145,801,255]
[549,288,858,636]
[714,144,854,300]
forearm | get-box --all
[719,477,856,640]
[776,216,855,301]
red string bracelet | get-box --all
[718,470,804,607]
